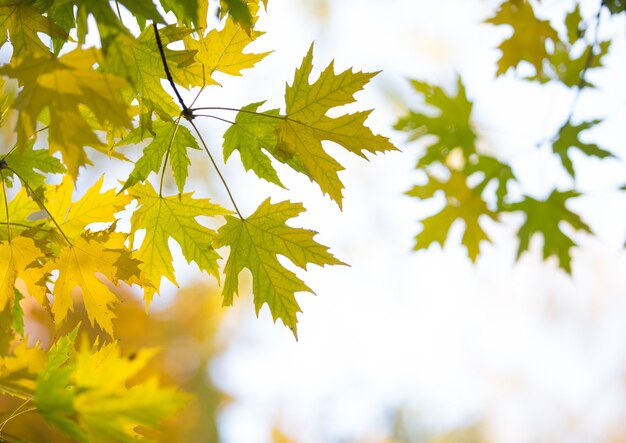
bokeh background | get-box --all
[2,0,626,442]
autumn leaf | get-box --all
[52,233,133,335]
[0,3,68,57]
[73,342,187,442]
[0,236,48,307]
[407,171,497,261]
[129,182,231,306]
[184,14,270,85]
[37,329,187,442]
[46,175,131,241]
[394,77,476,168]
[487,0,559,76]
[0,339,47,399]
[509,190,591,273]
[214,199,345,337]
[0,48,132,177]
[119,120,200,193]
[552,120,612,177]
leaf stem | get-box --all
[193,114,236,125]
[0,170,11,242]
[190,106,286,122]
[188,120,243,219]
[4,166,72,246]
[159,115,183,197]
[0,399,33,436]
[152,22,189,113]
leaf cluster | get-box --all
[0,0,395,440]
[395,0,621,272]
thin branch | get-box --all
[159,115,183,197]
[563,6,603,125]
[152,22,189,113]
[188,120,243,219]
[4,166,72,246]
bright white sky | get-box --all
[181,1,626,442]
[77,1,626,442]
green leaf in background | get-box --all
[509,190,592,273]
[552,120,613,177]
[394,77,475,168]
[407,170,497,262]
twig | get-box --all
[152,22,189,114]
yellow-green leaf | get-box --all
[214,199,345,337]
[129,182,231,306]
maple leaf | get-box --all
[184,14,270,86]
[119,120,200,193]
[1,141,65,190]
[52,233,134,335]
[74,343,187,442]
[161,0,203,27]
[0,48,132,177]
[104,24,199,122]
[552,120,613,177]
[230,44,396,206]
[509,190,591,273]
[465,154,516,209]
[129,182,231,306]
[0,236,48,308]
[0,187,41,240]
[214,199,345,337]
[223,101,284,186]
[46,175,131,241]
[219,0,268,31]
[407,171,497,261]
[0,3,68,57]
[0,339,47,399]
[37,330,187,442]
[394,77,476,168]
[487,0,559,76]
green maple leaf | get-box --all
[104,24,199,122]
[0,3,68,57]
[0,48,132,177]
[1,141,65,190]
[119,120,200,193]
[394,77,475,168]
[487,0,559,76]
[510,190,591,273]
[407,170,496,261]
[223,102,284,186]
[214,199,345,337]
[129,182,231,306]
[465,154,515,209]
[552,120,612,177]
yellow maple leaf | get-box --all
[73,342,187,442]
[185,14,270,85]
[52,233,132,336]
[46,175,131,242]
[0,340,46,399]
[0,236,48,307]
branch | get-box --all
[152,22,189,114]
